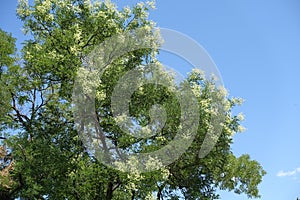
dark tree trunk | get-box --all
[105,181,113,200]
[131,190,135,200]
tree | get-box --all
[0,28,19,200]
[0,0,266,199]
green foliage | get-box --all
[0,29,16,69]
[0,29,17,124]
[0,0,266,199]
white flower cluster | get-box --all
[237,112,245,121]
[76,68,102,95]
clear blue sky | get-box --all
[1,0,300,199]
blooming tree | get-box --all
[0,0,265,199]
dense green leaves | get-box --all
[0,0,266,199]
[0,30,16,70]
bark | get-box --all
[105,181,113,200]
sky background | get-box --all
[1,0,300,199]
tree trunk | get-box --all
[105,181,113,200]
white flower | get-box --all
[95,91,106,101]
[123,6,131,15]
[146,1,156,9]
[232,97,244,105]
[237,125,246,133]
[237,112,245,121]
[218,86,228,97]
[137,2,145,8]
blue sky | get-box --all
[1,0,300,199]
